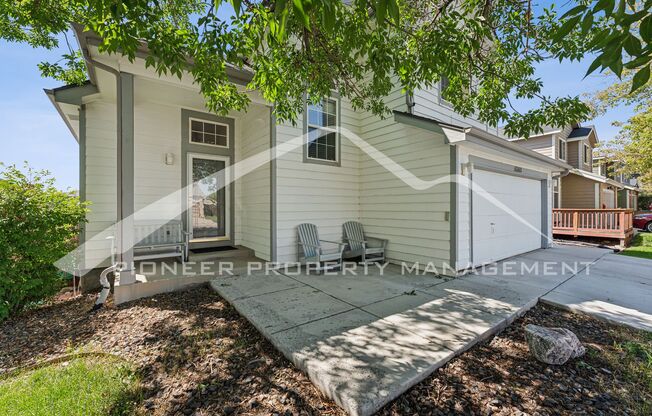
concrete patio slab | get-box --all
[212,272,303,300]
[286,272,415,307]
[275,316,455,416]
[210,245,651,416]
[213,284,355,334]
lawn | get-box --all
[0,356,140,416]
[621,232,652,259]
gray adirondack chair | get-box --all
[342,221,388,264]
[297,223,346,272]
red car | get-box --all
[633,212,652,232]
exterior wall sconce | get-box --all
[165,153,175,165]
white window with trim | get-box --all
[190,118,229,148]
[553,178,560,208]
[583,143,590,164]
[557,138,566,160]
[306,97,339,164]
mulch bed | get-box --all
[1,285,650,415]
[0,285,344,416]
[379,303,651,416]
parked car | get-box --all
[633,212,652,232]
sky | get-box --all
[0,22,637,191]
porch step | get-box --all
[188,245,255,261]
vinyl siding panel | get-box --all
[274,86,453,268]
[133,98,182,220]
[359,123,451,267]
[560,173,596,208]
[412,85,502,137]
[275,98,361,263]
[235,105,271,260]
[359,86,451,269]
[83,100,117,270]
[517,135,554,158]
[567,141,581,169]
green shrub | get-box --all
[0,164,88,320]
[638,193,652,212]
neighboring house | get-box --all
[511,124,633,209]
[592,156,639,211]
[46,26,569,289]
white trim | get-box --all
[188,117,230,149]
[594,183,600,208]
[186,152,231,242]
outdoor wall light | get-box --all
[165,153,175,165]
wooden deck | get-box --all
[552,208,634,246]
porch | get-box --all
[552,208,634,246]
[112,246,262,304]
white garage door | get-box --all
[472,170,542,265]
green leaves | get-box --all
[552,0,651,94]
[1,0,646,137]
[0,163,88,320]
[292,0,310,28]
[37,51,88,85]
[631,65,651,92]
[374,0,399,27]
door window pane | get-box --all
[191,158,226,239]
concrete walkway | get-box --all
[542,251,652,331]
[210,245,651,416]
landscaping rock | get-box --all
[524,324,585,365]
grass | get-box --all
[0,356,141,416]
[621,232,652,260]
[605,329,652,415]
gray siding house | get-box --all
[48,27,570,301]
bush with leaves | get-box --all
[0,164,88,320]
[638,193,652,212]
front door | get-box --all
[187,154,230,242]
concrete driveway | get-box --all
[210,245,651,416]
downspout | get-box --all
[80,47,125,309]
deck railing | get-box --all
[552,208,634,245]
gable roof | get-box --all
[567,126,594,139]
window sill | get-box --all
[303,157,341,167]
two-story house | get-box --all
[511,124,624,209]
[592,156,640,210]
[47,25,570,303]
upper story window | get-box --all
[305,97,339,164]
[583,143,590,164]
[593,163,603,176]
[190,118,228,148]
[439,76,451,106]
[557,138,566,160]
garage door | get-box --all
[472,170,542,265]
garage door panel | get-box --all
[472,170,542,265]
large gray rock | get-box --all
[524,324,585,365]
